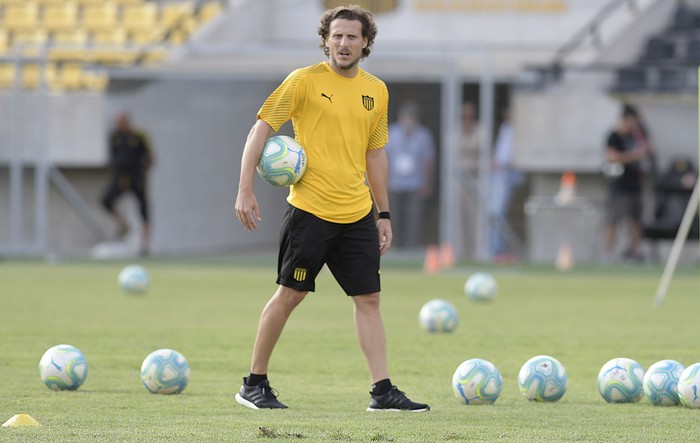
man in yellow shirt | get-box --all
[234,5,429,412]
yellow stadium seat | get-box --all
[73,0,106,6]
[81,3,118,32]
[49,29,89,62]
[160,3,192,28]
[130,28,165,46]
[42,4,79,32]
[91,28,128,47]
[55,63,84,90]
[0,0,25,7]
[196,1,223,24]
[83,68,109,91]
[0,63,16,89]
[122,3,158,32]
[19,63,58,90]
[2,4,40,31]
[0,31,9,55]
[90,28,135,65]
[34,0,72,5]
[113,0,143,6]
[11,29,48,56]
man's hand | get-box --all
[377,219,393,255]
[235,189,261,232]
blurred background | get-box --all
[0,0,697,265]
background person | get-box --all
[603,104,651,262]
[101,112,154,256]
[385,101,436,249]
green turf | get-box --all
[0,259,698,442]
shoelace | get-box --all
[260,383,280,399]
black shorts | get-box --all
[605,190,642,225]
[277,204,380,296]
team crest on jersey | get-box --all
[362,95,374,111]
[293,267,307,282]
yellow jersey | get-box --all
[258,62,389,223]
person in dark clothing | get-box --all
[603,105,651,262]
[101,112,154,255]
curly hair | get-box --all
[317,5,378,60]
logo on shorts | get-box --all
[293,268,307,282]
[362,95,374,111]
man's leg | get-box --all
[353,291,430,412]
[250,285,307,374]
[352,292,388,383]
[236,285,307,410]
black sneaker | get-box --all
[367,386,430,412]
[235,377,288,409]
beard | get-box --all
[330,53,360,72]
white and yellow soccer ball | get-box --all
[518,355,568,402]
[141,349,190,395]
[452,358,503,405]
[597,357,645,403]
[677,362,700,409]
[118,264,149,294]
[38,344,88,391]
[642,359,685,406]
[418,299,459,333]
[257,135,307,187]
[464,272,497,301]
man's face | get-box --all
[325,18,367,74]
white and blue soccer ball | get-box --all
[452,358,503,405]
[141,349,190,395]
[464,272,497,301]
[257,135,307,187]
[597,357,645,403]
[643,359,685,406]
[38,344,88,391]
[118,264,149,294]
[418,299,458,333]
[677,362,700,409]
[518,355,568,402]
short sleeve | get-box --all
[257,70,303,132]
[367,84,389,150]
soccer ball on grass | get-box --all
[678,362,700,409]
[597,357,644,403]
[464,272,497,301]
[642,359,685,406]
[518,355,568,402]
[452,358,503,405]
[418,299,458,333]
[118,264,149,294]
[38,344,88,391]
[141,349,190,395]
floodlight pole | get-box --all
[653,180,699,308]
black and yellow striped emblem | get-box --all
[362,95,374,111]
[293,268,307,282]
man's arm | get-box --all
[235,119,275,232]
[606,145,648,164]
[366,147,392,255]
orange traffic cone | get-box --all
[555,243,574,271]
[440,243,455,269]
[423,245,441,274]
[554,171,577,206]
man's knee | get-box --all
[353,292,381,310]
[274,286,308,308]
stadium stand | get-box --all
[0,0,225,91]
[612,1,700,94]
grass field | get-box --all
[0,257,698,442]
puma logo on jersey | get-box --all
[321,93,333,103]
